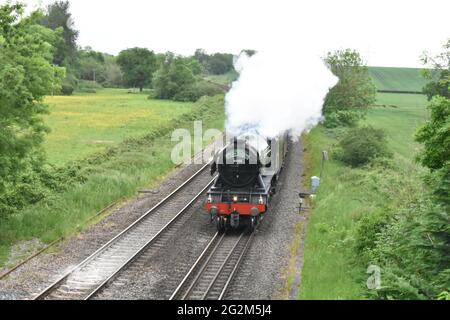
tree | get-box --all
[323,49,377,127]
[415,96,450,171]
[0,3,63,194]
[116,48,156,92]
[104,57,123,87]
[413,41,450,299]
[153,52,200,101]
[193,50,235,75]
[77,48,106,82]
[421,39,450,100]
[207,53,234,75]
[417,40,450,172]
[40,1,79,67]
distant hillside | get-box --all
[368,66,428,93]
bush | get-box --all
[0,162,88,217]
[357,196,450,299]
[337,126,392,167]
[76,80,103,93]
[61,83,74,96]
[323,109,362,128]
[172,81,223,102]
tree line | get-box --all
[38,1,236,97]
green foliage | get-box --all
[355,92,450,299]
[301,92,449,300]
[415,96,450,170]
[324,49,377,127]
[153,53,202,101]
[153,53,224,102]
[59,72,76,95]
[173,81,224,102]
[0,3,63,194]
[421,39,450,100]
[0,160,87,218]
[205,70,239,86]
[60,82,74,95]
[76,79,103,93]
[103,57,124,87]
[357,194,450,299]
[117,47,157,92]
[438,291,450,300]
[323,109,361,128]
[337,126,392,167]
[194,49,235,75]
[40,0,78,67]
[78,50,105,82]
[73,48,123,88]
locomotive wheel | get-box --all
[216,216,225,233]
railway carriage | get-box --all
[205,132,288,231]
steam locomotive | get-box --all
[205,133,288,232]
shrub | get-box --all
[172,81,223,102]
[76,80,103,93]
[61,83,74,96]
[323,109,362,128]
[337,126,392,167]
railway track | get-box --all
[170,229,254,300]
[33,163,215,300]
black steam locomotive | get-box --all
[205,133,288,231]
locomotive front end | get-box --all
[205,133,283,231]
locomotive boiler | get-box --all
[205,133,288,231]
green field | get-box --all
[43,89,197,165]
[0,91,225,267]
[368,66,428,93]
[298,93,429,299]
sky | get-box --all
[13,0,450,67]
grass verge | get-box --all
[298,93,429,299]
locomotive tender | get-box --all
[205,132,288,232]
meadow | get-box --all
[0,91,225,266]
[43,89,197,164]
[298,93,429,299]
[368,67,428,93]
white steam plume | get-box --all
[225,50,338,138]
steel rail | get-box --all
[170,229,253,301]
[218,232,255,300]
[200,232,245,300]
[180,233,227,300]
[169,232,221,300]
[85,177,215,300]
[34,163,211,300]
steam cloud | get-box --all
[225,50,338,138]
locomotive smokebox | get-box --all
[216,136,261,188]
